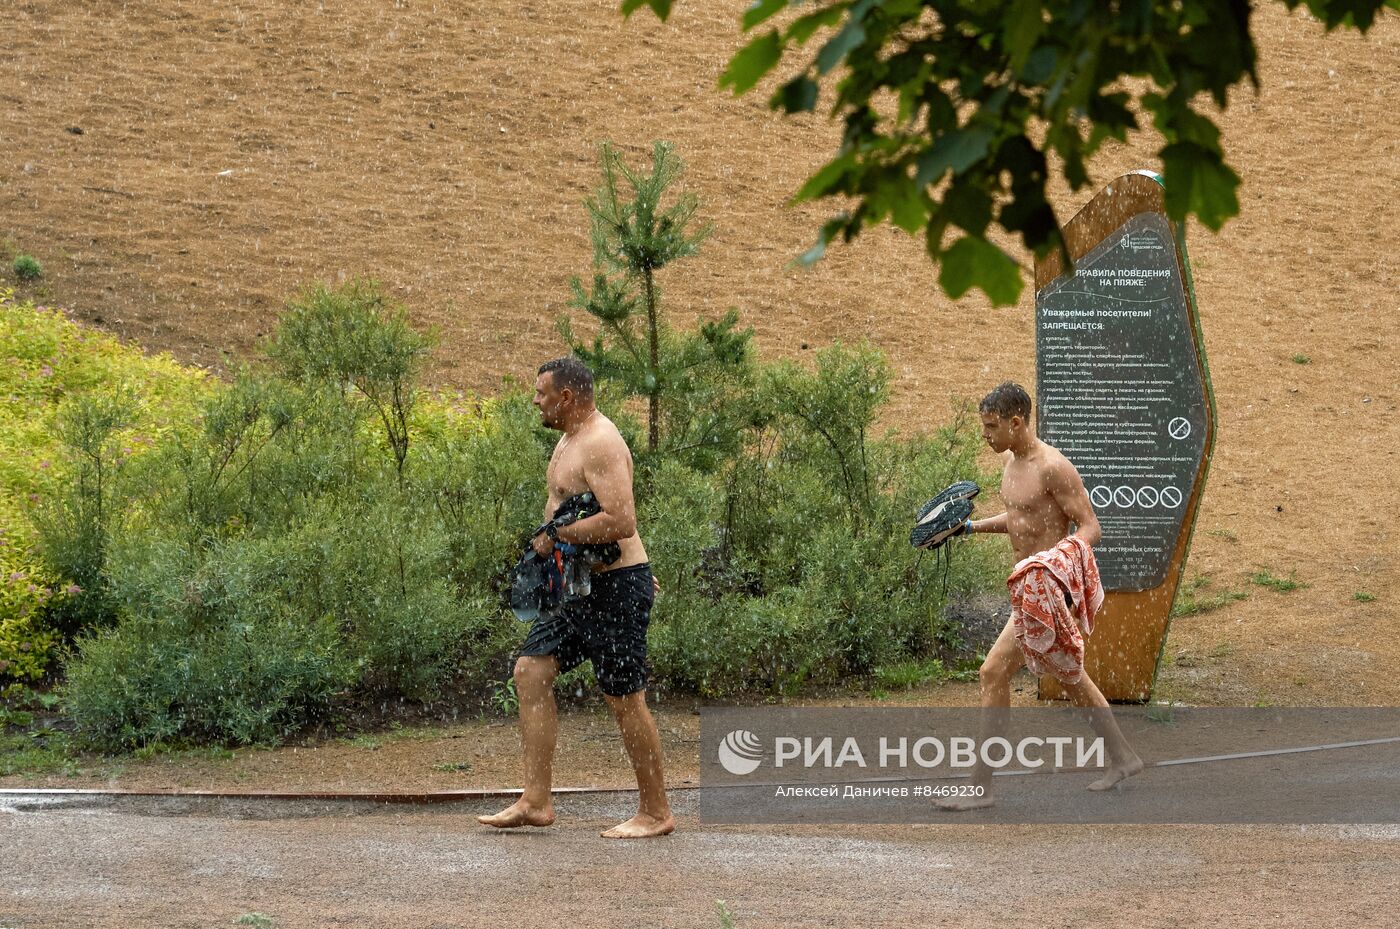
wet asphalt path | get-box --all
[3,791,1398,928]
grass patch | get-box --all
[1168,639,1234,668]
[1291,353,1310,364]
[383,723,452,742]
[1171,575,1248,617]
[0,730,85,777]
[872,658,953,690]
[868,657,979,695]
[431,761,472,772]
[948,659,980,683]
[236,915,278,929]
[1249,568,1309,593]
[1354,591,1376,603]
[1206,527,1238,543]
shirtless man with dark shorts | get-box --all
[478,357,674,838]
[938,382,1143,810]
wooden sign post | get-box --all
[1034,171,1216,703]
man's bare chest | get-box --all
[1002,463,1051,514]
[546,442,591,499]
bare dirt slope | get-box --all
[3,2,1399,706]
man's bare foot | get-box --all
[600,812,675,839]
[934,793,995,812]
[1089,755,1145,791]
[477,799,556,829]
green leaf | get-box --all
[792,152,856,203]
[719,29,783,94]
[620,0,673,20]
[742,0,789,31]
[1021,45,1058,84]
[1167,106,1223,147]
[999,189,1058,253]
[795,215,851,266]
[1003,0,1045,73]
[786,5,846,45]
[914,126,992,185]
[937,236,1024,305]
[1160,142,1241,230]
[889,183,927,235]
[816,19,866,74]
[943,183,994,236]
[770,75,819,113]
[1314,0,1398,32]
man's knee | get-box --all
[513,656,557,693]
[604,689,649,718]
[979,657,1012,688]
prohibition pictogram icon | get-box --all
[1168,417,1192,440]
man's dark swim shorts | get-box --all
[519,563,654,697]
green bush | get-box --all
[64,610,353,751]
[642,344,1003,697]
[413,391,545,594]
[12,255,42,282]
[29,393,136,637]
[0,573,61,682]
[543,144,1006,700]
[48,282,544,747]
[0,290,208,680]
[17,261,1005,744]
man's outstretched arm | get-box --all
[969,512,1009,534]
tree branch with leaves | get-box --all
[622,0,1398,305]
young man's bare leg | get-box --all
[1060,672,1144,790]
[478,656,560,828]
[599,689,675,838]
[936,620,1022,811]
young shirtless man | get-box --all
[478,357,674,838]
[938,382,1143,810]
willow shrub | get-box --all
[55,283,542,748]
[0,290,208,682]
[642,346,1003,697]
[37,281,1003,747]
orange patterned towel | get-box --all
[1007,535,1104,686]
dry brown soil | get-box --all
[2,0,1399,770]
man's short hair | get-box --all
[538,356,595,399]
[980,382,1032,422]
